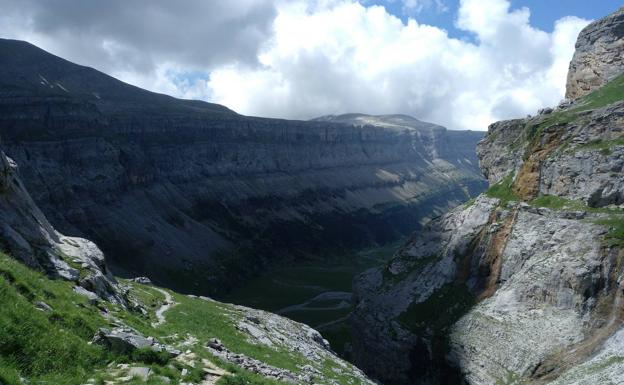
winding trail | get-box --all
[151,287,177,328]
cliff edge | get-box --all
[351,7,624,385]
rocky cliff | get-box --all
[566,7,624,99]
[0,38,486,294]
[0,146,125,304]
[0,148,378,385]
[351,7,624,385]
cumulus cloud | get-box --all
[207,0,588,130]
[0,0,277,74]
[0,0,589,130]
[401,0,449,14]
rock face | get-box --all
[0,147,125,304]
[478,102,624,205]
[0,38,486,293]
[351,8,624,385]
[566,7,624,99]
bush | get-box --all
[130,347,171,366]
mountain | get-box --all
[350,7,624,385]
[0,144,376,385]
[312,114,482,166]
[0,38,486,294]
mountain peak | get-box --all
[311,113,445,132]
[0,38,234,115]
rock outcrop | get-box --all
[566,7,624,99]
[0,147,126,304]
[351,7,624,385]
[92,327,181,357]
[0,38,486,294]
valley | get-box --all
[0,4,623,385]
[224,241,402,356]
[0,37,486,292]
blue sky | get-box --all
[368,0,621,36]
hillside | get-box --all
[0,38,486,294]
[350,7,624,385]
[0,145,375,385]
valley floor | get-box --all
[223,241,402,357]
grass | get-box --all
[0,236,380,385]
[0,253,297,384]
[159,293,307,373]
[0,252,110,385]
[525,110,578,147]
[217,373,283,385]
[0,250,369,385]
[573,136,624,156]
[530,195,624,213]
[511,74,624,155]
[530,195,589,211]
[577,73,624,110]
[485,173,518,205]
[594,217,624,247]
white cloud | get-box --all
[401,0,448,14]
[205,0,589,130]
[0,0,590,130]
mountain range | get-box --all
[0,38,485,293]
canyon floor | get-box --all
[224,241,402,356]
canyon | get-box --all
[0,5,623,385]
[0,38,485,294]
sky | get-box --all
[0,0,621,130]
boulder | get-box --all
[130,277,153,285]
[92,327,180,357]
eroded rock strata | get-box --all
[0,146,126,304]
[351,7,624,385]
[0,38,485,293]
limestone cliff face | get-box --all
[0,147,125,304]
[0,38,486,293]
[0,146,379,385]
[566,7,624,99]
[351,8,624,385]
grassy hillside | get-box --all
[0,252,369,385]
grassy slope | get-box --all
[0,253,109,385]
[0,252,366,385]
[515,73,624,152]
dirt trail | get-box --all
[152,287,176,328]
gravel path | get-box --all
[151,287,176,328]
